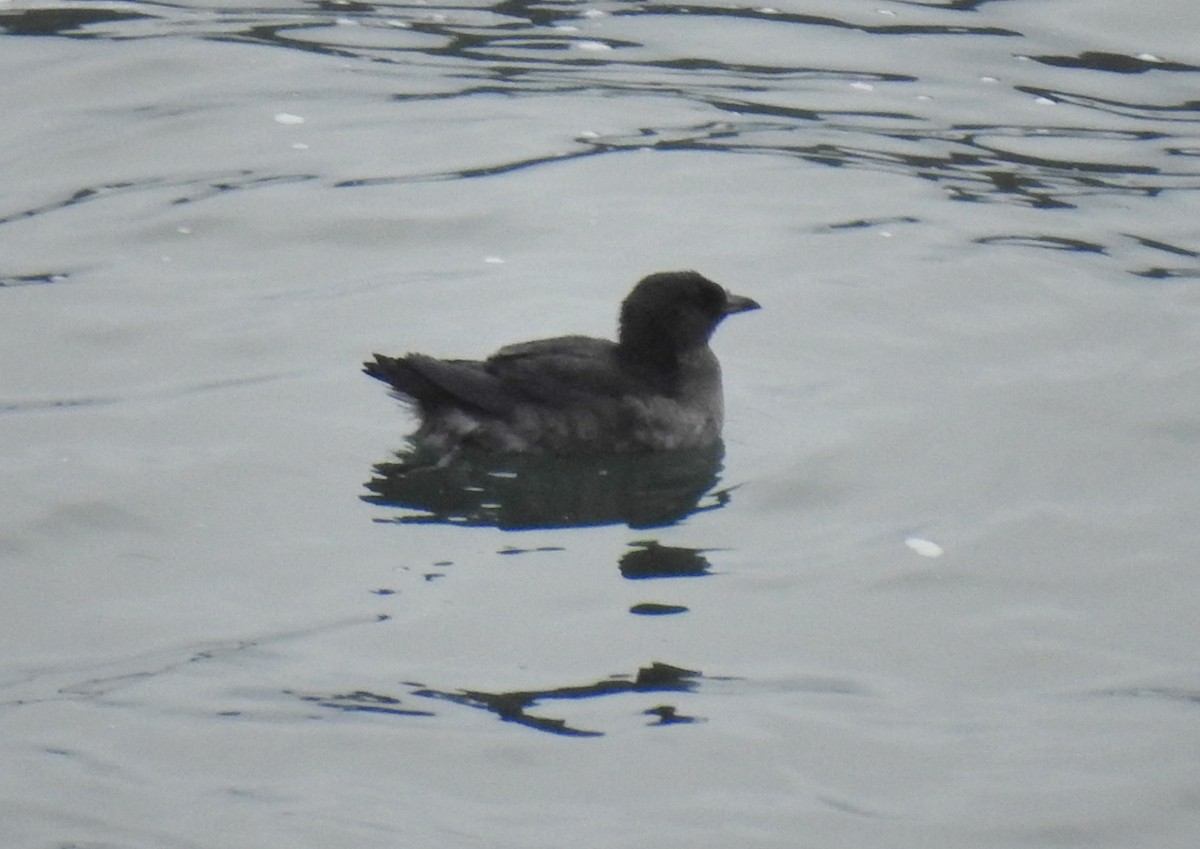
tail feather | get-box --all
[364,353,514,416]
[363,354,440,403]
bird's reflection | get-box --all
[299,661,706,737]
[363,440,731,530]
[619,540,715,579]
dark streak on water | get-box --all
[0,271,69,288]
[0,373,295,417]
[304,661,707,736]
[632,4,1021,37]
[1027,50,1200,75]
[0,6,151,36]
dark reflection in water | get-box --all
[620,543,714,616]
[1027,51,1200,75]
[1133,267,1200,281]
[976,232,1200,280]
[619,540,713,579]
[1014,85,1200,123]
[629,603,689,616]
[1097,686,1200,705]
[1125,234,1200,259]
[364,442,730,530]
[1125,234,1200,279]
[0,6,149,36]
[976,234,1107,254]
[303,661,706,736]
[899,0,1007,9]
[334,112,1197,213]
[293,688,435,718]
[635,3,1019,37]
[0,271,69,288]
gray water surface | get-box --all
[3,1,1200,847]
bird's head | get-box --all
[618,270,760,354]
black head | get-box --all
[618,270,760,354]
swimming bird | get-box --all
[363,270,760,454]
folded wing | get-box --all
[486,336,644,406]
[365,336,642,417]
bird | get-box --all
[363,270,760,455]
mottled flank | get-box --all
[364,271,760,454]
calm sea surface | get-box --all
[3,1,1200,846]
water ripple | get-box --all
[3,1,1198,230]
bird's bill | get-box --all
[723,291,762,315]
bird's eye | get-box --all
[704,285,726,313]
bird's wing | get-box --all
[486,336,641,406]
[366,336,640,416]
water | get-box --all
[3,1,1200,846]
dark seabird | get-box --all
[363,270,760,454]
